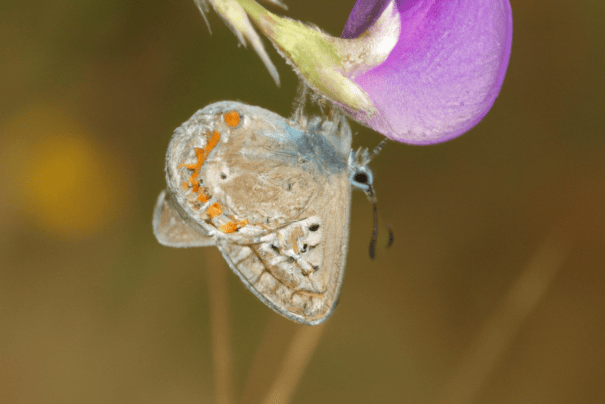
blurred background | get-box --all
[1,0,604,403]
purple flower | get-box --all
[198,0,512,144]
[340,0,513,144]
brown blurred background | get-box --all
[1,0,604,403]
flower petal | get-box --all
[341,0,513,145]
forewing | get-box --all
[153,190,215,248]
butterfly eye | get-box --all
[350,166,374,192]
[354,172,368,184]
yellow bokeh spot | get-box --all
[1,104,127,239]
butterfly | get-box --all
[153,101,377,325]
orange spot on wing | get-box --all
[178,162,197,170]
[219,219,248,234]
[197,190,210,203]
[181,130,221,183]
[179,130,222,204]
[207,202,222,218]
[223,111,240,127]
[207,130,220,151]
[219,222,237,234]
[181,182,188,190]
[188,148,206,184]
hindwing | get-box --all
[153,189,215,248]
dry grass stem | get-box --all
[207,249,235,404]
[435,229,572,404]
[239,316,294,404]
[260,322,327,404]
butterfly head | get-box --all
[348,140,393,259]
[348,147,375,198]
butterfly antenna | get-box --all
[368,197,395,259]
[369,196,379,259]
[362,139,393,259]
[359,179,379,260]
[371,139,388,160]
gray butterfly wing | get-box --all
[161,101,353,324]
[216,170,351,325]
[200,103,352,325]
[152,189,215,247]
